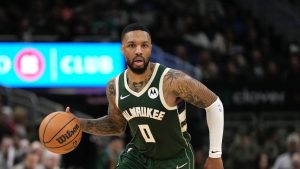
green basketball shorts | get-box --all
[116,144,194,169]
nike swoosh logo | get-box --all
[176,162,187,169]
[120,94,130,100]
[211,150,221,153]
[127,148,133,152]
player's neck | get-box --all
[127,62,154,83]
[126,63,154,92]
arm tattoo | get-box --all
[165,69,217,108]
[80,78,127,136]
[108,80,115,96]
[81,115,125,136]
[164,69,182,85]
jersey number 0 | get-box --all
[138,124,156,143]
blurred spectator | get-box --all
[272,132,300,169]
[0,106,16,140]
[256,152,271,169]
[248,49,265,81]
[196,50,219,81]
[42,150,61,169]
[0,136,16,169]
[174,44,190,61]
[259,127,281,165]
[30,141,45,165]
[224,60,242,82]
[13,106,29,139]
[14,138,30,165]
[184,29,211,50]
[292,152,300,169]
[227,133,259,169]
[12,149,44,169]
[289,42,300,54]
[286,54,300,83]
[106,136,124,169]
[97,136,124,169]
[265,60,281,82]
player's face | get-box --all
[121,30,152,74]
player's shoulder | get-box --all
[164,67,181,74]
[106,72,122,87]
[106,77,117,96]
[163,68,187,81]
[163,68,196,90]
[107,77,116,87]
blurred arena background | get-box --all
[1,0,300,168]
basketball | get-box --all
[39,111,82,154]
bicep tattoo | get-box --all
[108,79,115,96]
[165,69,217,108]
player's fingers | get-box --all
[65,107,71,113]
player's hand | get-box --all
[204,157,224,169]
[65,107,83,129]
[65,107,77,118]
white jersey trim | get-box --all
[124,63,159,97]
[115,74,120,109]
[159,68,177,110]
[178,110,186,123]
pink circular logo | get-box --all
[14,48,45,81]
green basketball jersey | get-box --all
[116,63,191,160]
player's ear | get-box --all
[121,44,125,54]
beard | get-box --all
[126,56,150,74]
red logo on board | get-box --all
[14,48,45,81]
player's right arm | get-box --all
[73,78,127,136]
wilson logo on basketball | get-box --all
[56,124,80,144]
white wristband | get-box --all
[205,97,224,158]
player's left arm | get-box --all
[165,69,224,163]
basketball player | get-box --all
[66,23,224,169]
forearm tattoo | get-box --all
[80,79,126,136]
[165,69,217,108]
[81,116,125,136]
